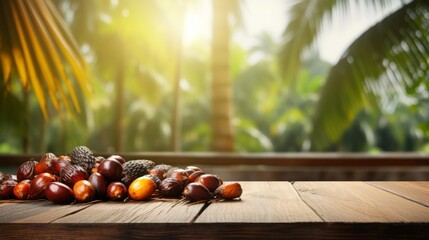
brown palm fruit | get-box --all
[60,164,88,188]
[34,153,57,175]
[0,180,17,199]
[73,180,95,203]
[197,174,222,192]
[28,173,57,200]
[183,183,212,202]
[13,180,31,200]
[214,182,242,200]
[16,160,38,182]
[159,178,184,198]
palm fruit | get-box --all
[70,146,95,174]
[152,164,173,173]
[122,159,155,181]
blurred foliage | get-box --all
[279,0,429,150]
[0,0,91,119]
[1,0,429,154]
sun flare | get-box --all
[182,5,211,46]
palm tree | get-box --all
[279,0,429,150]
[55,0,181,152]
[0,0,90,119]
[211,0,242,152]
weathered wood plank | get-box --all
[53,199,203,223]
[13,202,96,223]
[293,182,429,222]
[0,201,54,223]
[368,182,429,207]
[196,181,322,223]
[1,223,428,240]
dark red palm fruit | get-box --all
[106,182,128,201]
[53,158,72,176]
[97,159,123,181]
[0,180,17,199]
[28,173,57,200]
[197,174,222,192]
[88,172,107,199]
[183,183,212,202]
[45,182,74,204]
[107,155,125,164]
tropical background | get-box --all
[1,0,429,154]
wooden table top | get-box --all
[1,181,429,239]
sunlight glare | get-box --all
[182,4,211,46]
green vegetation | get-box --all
[1,0,429,154]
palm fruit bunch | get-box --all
[2,145,242,204]
[70,146,96,174]
[122,159,156,180]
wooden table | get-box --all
[1,181,428,239]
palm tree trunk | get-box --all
[23,90,30,153]
[114,55,125,152]
[211,0,235,152]
[171,1,187,152]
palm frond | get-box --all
[278,0,401,86]
[311,0,429,150]
[278,0,336,85]
[0,0,90,119]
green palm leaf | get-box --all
[279,0,429,150]
[279,0,399,85]
[0,0,90,119]
[311,0,429,150]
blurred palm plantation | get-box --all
[1,0,429,154]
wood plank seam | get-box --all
[365,182,429,208]
[48,202,99,223]
[190,202,211,223]
[291,182,325,222]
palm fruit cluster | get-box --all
[70,146,96,174]
[0,146,242,204]
[123,159,156,180]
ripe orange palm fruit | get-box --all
[128,176,156,201]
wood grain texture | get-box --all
[1,223,428,240]
[53,199,203,223]
[196,181,322,223]
[368,182,429,207]
[293,182,429,222]
[1,182,429,239]
[0,201,54,223]
[13,202,95,223]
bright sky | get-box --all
[240,0,404,64]
[183,0,404,64]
